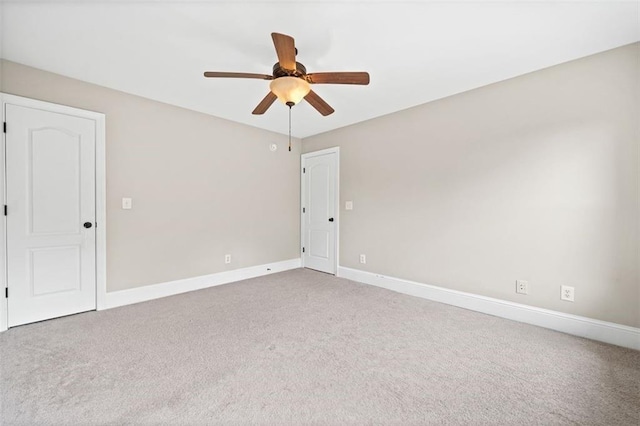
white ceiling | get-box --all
[1,1,639,138]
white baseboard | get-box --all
[104,258,301,309]
[338,266,640,351]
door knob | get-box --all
[83,222,93,229]
[328,218,334,222]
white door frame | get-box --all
[0,93,107,332]
[300,147,340,275]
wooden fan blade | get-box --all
[305,72,370,85]
[304,90,335,116]
[252,92,278,115]
[271,33,296,71]
[204,72,273,80]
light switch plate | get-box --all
[122,198,132,210]
[345,201,353,210]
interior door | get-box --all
[302,151,337,274]
[6,104,96,327]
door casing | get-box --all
[300,147,340,275]
[0,93,107,332]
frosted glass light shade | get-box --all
[269,77,311,105]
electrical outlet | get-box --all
[122,197,132,210]
[224,254,231,264]
[561,285,574,302]
[516,280,528,295]
[359,254,366,264]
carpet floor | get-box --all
[1,268,638,425]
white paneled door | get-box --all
[6,104,96,327]
[302,149,338,274]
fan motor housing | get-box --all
[273,62,307,79]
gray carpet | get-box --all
[1,268,638,425]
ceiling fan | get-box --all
[204,32,370,116]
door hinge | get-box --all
[5,288,7,298]
[302,207,305,213]
[302,247,305,253]
[3,205,6,216]
[3,122,6,134]
[303,167,305,173]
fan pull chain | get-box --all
[288,104,292,152]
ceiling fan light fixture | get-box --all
[269,76,310,105]
[204,32,369,117]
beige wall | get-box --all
[1,60,301,292]
[303,43,640,327]
[2,43,638,327]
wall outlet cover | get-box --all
[516,280,528,295]
[561,285,575,302]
